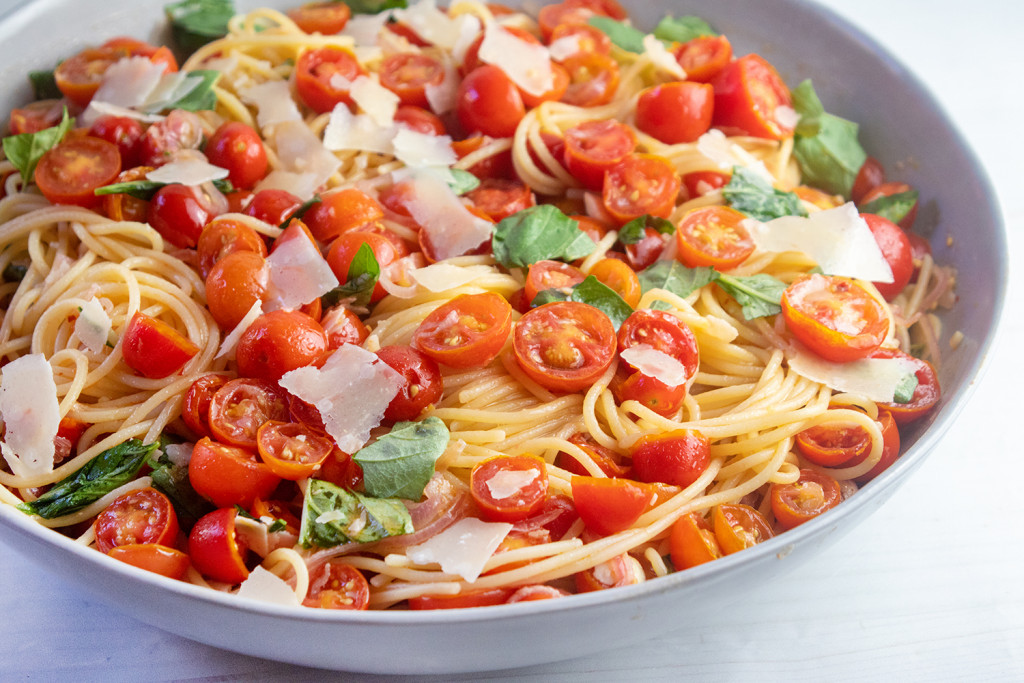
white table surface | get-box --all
[1,1,1021,680]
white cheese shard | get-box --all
[696,129,773,182]
[236,566,300,606]
[264,234,339,312]
[351,75,400,127]
[240,80,303,127]
[406,517,513,583]
[216,300,263,359]
[393,0,473,50]
[90,56,166,109]
[342,13,392,46]
[477,24,554,97]
[0,354,60,478]
[75,297,112,354]
[145,158,229,186]
[323,103,396,155]
[746,202,894,282]
[255,170,319,199]
[788,349,919,402]
[84,100,164,124]
[620,344,690,388]
[424,60,458,115]
[547,34,582,61]
[642,34,686,79]
[775,105,800,131]
[486,468,540,500]
[392,128,456,169]
[279,344,403,454]
[410,263,492,292]
[257,120,341,199]
[399,171,492,261]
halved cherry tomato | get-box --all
[557,432,631,478]
[294,46,365,113]
[521,493,579,541]
[566,0,628,20]
[188,507,250,584]
[303,188,384,242]
[862,212,913,300]
[235,310,327,382]
[712,503,774,554]
[672,34,732,83]
[393,105,447,136]
[602,154,680,225]
[55,43,173,108]
[456,65,525,139]
[561,52,619,107]
[682,170,730,200]
[781,274,889,363]
[629,429,710,488]
[34,136,120,209]
[793,185,841,210]
[94,487,179,554]
[196,217,268,279]
[101,37,178,71]
[571,214,611,245]
[88,115,143,168]
[873,348,941,424]
[204,121,268,190]
[9,99,66,135]
[379,53,445,108]
[471,455,549,523]
[712,54,794,140]
[208,377,290,450]
[612,369,688,417]
[147,183,218,249]
[375,345,443,423]
[635,82,714,144]
[287,1,351,34]
[675,205,755,270]
[506,585,568,602]
[136,109,203,168]
[520,62,570,108]
[256,420,334,480]
[574,553,644,593]
[548,23,611,59]
[326,230,405,304]
[189,436,282,508]
[513,301,616,393]
[624,227,668,271]
[413,292,513,369]
[770,468,842,530]
[669,512,722,569]
[321,306,369,349]
[304,560,370,609]
[121,312,198,379]
[854,408,901,484]
[409,587,514,610]
[205,250,268,331]
[571,476,652,536]
[860,181,919,231]
[795,417,871,468]
[107,543,190,580]
[250,498,302,534]
[537,2,595,41]
[451,134,514,180]
[466,178,535,222]
[852,156,885,203]
[182,373,230,438]
[614,308,699,415]
[563,119,636,191]
[243,188,303,226]
[524,259,585,303]
[588,258,641,308]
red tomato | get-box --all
[34,136,121,209]
[635,82,714,144]
[571,476,652,536]
[561,53,620,107]
[121,312,199,379]
[235,310,327,382]
[303,187,384,242]
[88,115,143,168]
[8,99,66,135]
[243,188,303,226]
[854,409,901,484]
[669,512,722,570]
[107,544,190,580]
[852,156,886,203]
[188,507,250,584]
[208,377,290,450]
[101,37,178,71]
[147,184,218,249]
[602,154,680,225]
[205,250,268,330]
[256,420,334,480]
[294,46,365,113]
[102,166,153,222]
[675,205,755,270]
[672,34,733,83]
[629,430,710,488]
[862,212,913,300]
[575,553,643,593]
[506,585,568,602]
[182,373,230,438]
[588,258,641,308]
[287,1,351,34]
[524,493,580,541]
[450,134,514,180]
[304,560,370,609]
[55,44,172,107]
[188,436,282,508]
[379,53,445,108]
[537,2,595,41]
[618,309,700,379]
[408,587,514,610]
[196,217,268,279]
[466,178,535,222]
[683,170,730,200]
[520,62,570,108]
[770,469,842,530]
[393,105,447,136]
[563,118,636,191]
[470,455,549,523]
[413,292,513,369]
[781,274,889,363]
[712,54,794,140]
[557,432,631,478]
[795,417,871,468]
[375,345,443,423]
[624,227,668,271]
[566,0,628,20]
[136,109,203,167]
[793,185,842,210]
[712,503,774,554]
[326,230,404,303]
[524,259,585,303]
[456,65,525,139]
[860,181,919,230]
[321,305,369,349]
[204,121,268,190]
[548,24,611,59]
[94,488,179,554]
[514,301,616,393]
[873,348,941,424]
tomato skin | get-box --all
[304,561,370,609]
[588,258,641,308]
[413,292,513,370]
[672,34,733,83]
[574,553,644,593]
[107,543,190,580]
[860,181,919,230]
[321,306,369,350]
[147,184,217,249]
[561,52,620,107]
[675,205,755,270]
[629,430,710,488]
[618,309,700,380]
[524,259,585,303]
[9,99,66,135]
[557,432,631,478]
[624,227,668,271]
[713,503,774,554]
[137,109,203,168]
[456,65,526,139]
[182,373,230,438]
[188,436,282,508]
[94,487,179,554]
[379,52,445,108]
[88,115,143,168]
[303,188,384,243]
[853,409,901,483]
[635,82,714,145]
[256,420,334,480]
[466,178,535,222]
[470,455,549,523]
[34,136,121,209]
[781,274,889,363]
[52,47,126,107]
[196,217,268,279]
[188,507,250,584]
[375,345,443,423]
[712,54,794,140]
[571,476,652,536]
[795,417,871,468]
[208,377,291,450]
[602,154,680,225]
[235,310,327,383]
[683,170,729,200]
[393,105,447,136]
[873,348,941,424]
[770,469,842,530]
[294,46,365,113]
[451,134,514,180]
[409,587,514,610]
[563,119,636,192]
[861,213,913,300]
[204,121,268,190]
[287,1,351,34]
[514,301,617,393]
[205,250,269,331]
[243,188,303,226]
[549,23,611,59]
[121,312,199,379]
[669,512,722,570]
[537,2,595,41]
[852,156,886,203]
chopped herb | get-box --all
[491,205,596,268]
[652,15,717,43]
[892,371,920,404]
[618,214,675,245]
[588,16,647,53]
[638,260,718,299]
[447,168,481,195]
[715,273,787,319]
[859,189,919,226]
[94,177,234,200]
[1,106,72,184]
[2,262,27,283]
[723,166,807,221]
[321,242,380,308]
[353,416,449,500]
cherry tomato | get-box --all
[34,136,121,209]
[326,230,404,303]
[873,348,941,424]
[471,455,549,523]
[635,82,714,144]
[672,34,733,83]
[712,54,794,140]
[793,185,842,210]
[182,373,230,438]
[561,53,620,107]
[557,432,631,478]
[537,0,623,41]
[506,585,569,602]
[189,436,282,508]
[612,368,688,417]
[136,109,203,167]
[208,377,290,450]
[287,1,351,34]
[88,115,143,168]
[571,476,652,536]
[624,227,668,271]
[107,543,191,580]
[147,184,218,249]
[862,212,913,300]
[94,488,179,554]
[860,181,919,230]
[588,258,641,308]
[675,205,755,270]
[205,250,268,330]
[524,260,585,303]
[196,217,268,279]
[795,416,871,468]
[466,178,535,222]
[514,301,616,393]
[8,99,65,135]
[770,468,842,530]
[235,310,327,382]
[303,188,384,242]
[456,65,526,139]
[408,587,514,610]
[852,156,886,203]
[563,118,636,191]
[525,493,580,541]
[188,507,250,584]
[101,36,178,71]
[548,23,611,59]
[566,0,628,20]
[781,274,889,363]
[55,44,171,107]
[461,26,543,76]
[450,134,514,180]
[393,105,447,136]
[602,154,680,225]
[375,345,443,423]
[413,292,512,369]
[256,420,334,480]
[682,170,730,200]
[304,560,370,609]
[575,553,644,593]
[629,430,710,488]
[321,305,369,349]
[618,308,700,382]
[669,512,722,570]
[121,312,199,379]
[317,447,364,490]
[204,121,268,190]
[854,409,901,484]
[243,188,303,226]
[379,52,445,108]
[294,46,365,113]
[712,503,774,554]
[520,62,570,108]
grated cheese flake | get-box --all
[75,297,112,354]
[477,24,554,97]
[0,354,60,478]
[406,517,513,582]
[236,566,300,606]
[788,348,919,402]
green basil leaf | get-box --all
[18,439,158,519]
[147,448,213,532]
[340,0,407,14]
[791,79,824,137]
[353,416,449,500]
[447,168,481,195]
[618,214,675,245]
[638,260,719,298]
[723,166,807,221]
[588,16,647,54]
[321,242,380,308]
[716,273,787,320]
[568,275,633,330]
[165,0,234,55]
[652,15,717,43]
[280,194,321,229]
[29,70,61,101]
[791,81,866,197]
[1,106,72,184]
[859,189,919,226]
[94,177,234,199]
[491,204,597,268]
[530,288,571,307]
[299,479,413,548]
[892,371,920,404]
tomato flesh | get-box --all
[781,274,889,363]
[713,503,774,554]
[572,476,652,536]
[304,560,370,609]
[874,348,941,424]
[208,377,290,450]
[189,436,282,508]
[563,118,636,191]
[669,512,722,569]
[94,487,179,554]
[675,205,755,270]
[712,54,794,140]
[188,507,250,584]
[413,292,513,369]
[35,136,121,209]
[770,469,842,530]
[375,345,443,423]
[471,455,549,523]
[513,301,617,393]
[294,46,365,113]
[602,154,680,225]
[257,420,334,480]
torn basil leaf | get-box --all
[353,417,449,500]
[340,0,407,13]
[588,16,647,53]
[723,166,807,222]
[299,479,413,548]
[447,168,481,195]
[859,189,919,226]
[165,0,234,56]
[618,214,675,245]
[94,177,234,200]
[791,80,867,197]
[1,106,72,184]
[715,273,787,319]
[29,70,61,101]
[491,204,596,268]
[652,15,717,43]
[321,242,380,308]
[638,260,718,299]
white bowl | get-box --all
[0,0,1006,674]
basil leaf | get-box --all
[568,276,633,330]
[652,15,717,43]
[165,0,234,55]
[447,168,481,195]
[859,189,919,226]
[618,214,675,245]
[29,70,61,101]
[280,194,321,229]
[530,288,570,307]
[638,260,719,298]
[93,177,234,199]
[353,416,449,500]
[143,69,220,113]
[298,479,413,548]
[723,166,807,221]
[791,80,866,197]
[1,106,72,184]
[892,371,920,404]
[147,448,212,531]
[588,16,646,54]
[340,0,407,13]
[321,242,380,308]
[492,204,596,268]
[18,439,158,519]
[715,273,787,320]
[791,79,824,137]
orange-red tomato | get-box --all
[304,561,370,609]
[781,274,889,363]
[243,188,303,225]
[574,553,643,593]
[770,469,842,530]
[8,98,65,135]
[548,23,611,59]
[682,170,730,200]
[413,292,513,369]
[873,348,941,424]
[456,65,525,139]
[189,436,282,509]
[671,34,733,83]
[557,432,631,478]
[713,503,774,555]
[321,305,369,350]
[207,378,290,451]
[379,52,446,108]
[712,54,794,140]
[862,212,914,300]
[294,46,365,113]
[524,259,586,303]
[107,543,191,580]
[235,310,327,382]
[854,409,901,484]
[513,301,617,393]
[34,136,121,209]
[669,512,722,570]
[450,134,514,180]
[136,109,203,168]
[628,430,710,488]
[506,585,569,602]
[204,121,268,190]
[375,345,443,423]
[635,82,714,144]
[796,417,872,468]
[852,156,886,203]
[602,154,680,225]
[196,217,268,279]
[55,41,175,107]
[520,62,570,108]
[466,178,536,222]
[561,52,620,107]
[182,373,230,439]
[103,166,153,223]
[571,476,652,536]
[408,587,515,610]
[94,488,179,554]
[537,1,596,41]
[563,118,636,191]
[121,312,199,379]
[205,250,269,331]
[188,507,250,584]
[393,104,447,136]
[256,420,334,480]
[471,455,549,523]
[613,309,699,416]
[624,226,668,271]
[287,1,351,34]
[326,230,405,304]
[675,205,755,270]
[588,258,641,308]
[303,188,385,243]
[88,115,144,168]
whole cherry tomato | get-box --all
[235,310,327,382]
[628,429,710,488]
[635,82,714,144]
[303,188,385,242]
[188,507,250,584]
[862,213,913,300]
[456,65,526,139]
[204,121,268,190]
[147,183,218,249]
[205,250,269,331]
[88,115,143,168]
